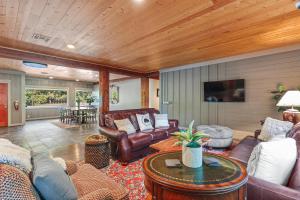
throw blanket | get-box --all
[0,138,32,173]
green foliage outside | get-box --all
[75,90,94,106]
[26,89,67,107]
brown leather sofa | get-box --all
[229,122,300,200]
[99,108,179,163]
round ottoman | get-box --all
[85,134,110,169]
[197,125,233,148]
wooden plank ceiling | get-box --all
[0,0,299,74]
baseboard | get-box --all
[10,123,25,127]
[26,116,60,121]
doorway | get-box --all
[0,83,8,127]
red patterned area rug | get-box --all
[103,141,238,200]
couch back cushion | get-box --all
[100,108,159,130]
[287,122,300,190]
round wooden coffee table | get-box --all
[143,151,248,200]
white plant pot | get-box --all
[182,142,202,168]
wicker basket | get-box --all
[85,135,110,169]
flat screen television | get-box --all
[204,79,245,102]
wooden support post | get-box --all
[141,77,149,108]
[99,70,109,113]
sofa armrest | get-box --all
[169,119,179,128]
[99,126,127,141]
[248,176,300,200]
[79,188,114,200]
[65,160,78,175]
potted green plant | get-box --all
[172,120,209,168]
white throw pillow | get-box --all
[136,113,154,131]
[0,139,32,173]
[154,114,169,128]
[247,138,297,185]
[114,118,136,134]
[260,117,293,141]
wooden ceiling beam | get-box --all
[0,45,145,77]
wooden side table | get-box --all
[143,151,248,200]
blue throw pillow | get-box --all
[32,154,78,200]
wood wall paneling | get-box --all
[160,49,300,131]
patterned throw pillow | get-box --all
[260,117,293,141]
[136,113,154,131]
[154,114,169,128]
[114,118,136,134]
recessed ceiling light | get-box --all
[49,76,54,79]
[76,79,80,82]
[67,44,75,49]
[133,0,144,3]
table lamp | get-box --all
[276,90,300,124]
[277,91,300,111]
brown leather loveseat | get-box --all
[99,108,179,163]
[229,122,300,200]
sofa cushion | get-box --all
[114,118,136,134]
[32,154,78,200]
[128,133,152,151]
[260,117,293,141]
[130,114,140,131]
[142,129,168,141]
[71,164,128,199]
[229,136,260,164]
[247,138,297,185]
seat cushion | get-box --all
[229,136,260,164]
[142,129,168,141]
[128,133,152,151]
[71,164,128,200]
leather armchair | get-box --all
[229,121,300,200]
[99,108,179,163]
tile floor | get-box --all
[0,119,100,161]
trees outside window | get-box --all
[25,88,68,107]
[75,90,93,106]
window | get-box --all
[25,88,68,107]
[75,89,93,106]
